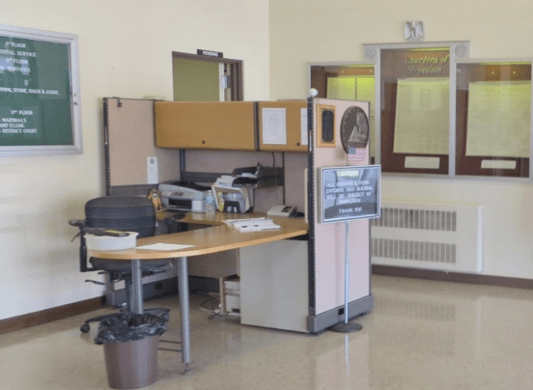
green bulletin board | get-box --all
[0,24,81,156]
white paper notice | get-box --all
[480,160,517,170]
[393,78,450,155]
[262,108,287,145]
[300,108,308,146]
[136,243,195,251]
[147,157,159,184]
[466,81,531,158]
[404,156,440,169]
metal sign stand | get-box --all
[330,220,363,333]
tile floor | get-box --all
[2,275,533,390]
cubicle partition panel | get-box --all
[103,97,238,292]
[307,98,373,333]
[104,97,182,196]
[104,97,373,332]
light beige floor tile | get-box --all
[2,275,533,389]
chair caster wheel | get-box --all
[80,323,90,333]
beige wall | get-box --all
[4,0,531,321]
[269,0,533,279]
[0,0,270,320]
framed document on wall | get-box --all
[379,46,452,175]
[0,24,82,156]
[455,60,531,178]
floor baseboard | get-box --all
[372,265,533,289]
[0,297,103,335]
[5,268,527,336]
[0,275,217,335]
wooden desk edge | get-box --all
[89,215,308,260]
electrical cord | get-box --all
[271,151,283,204]
[208,311,229,321]
[192,292,229,320]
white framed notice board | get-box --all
[0,24,82,156]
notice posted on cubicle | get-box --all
[319,165,381,223]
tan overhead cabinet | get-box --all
[258,100,308,152]
[155,101,256,151]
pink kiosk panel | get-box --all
[312,98,371,316]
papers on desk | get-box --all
[224,217,281,232]
[136,243,195,251]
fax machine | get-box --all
[159,181,209,213]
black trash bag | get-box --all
[95,312,168,345]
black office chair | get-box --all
[69,196,176,333]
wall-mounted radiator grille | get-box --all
[372,208,457,232]
[371,239,456,264]
[370,201,483,273]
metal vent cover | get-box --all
[371,207,457,232]
[371,238,456,264]
[371,201,483,273]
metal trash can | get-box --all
[95,311,169,389]
[103,336,160,389]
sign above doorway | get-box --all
[197,49,223,58]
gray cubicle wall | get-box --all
[104,97,182,196]
[103,98,184,300]
[104,97,306,212]
[104,98,186,195]
[103,97,238,287]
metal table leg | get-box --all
[130,259,143,315]
[177,256,191,371]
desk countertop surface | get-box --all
[89,212,308,260]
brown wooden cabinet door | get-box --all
[155,101,256,151]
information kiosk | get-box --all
[307,98,375,332]
[318,165,380,332]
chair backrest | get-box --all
[85,196,156,238]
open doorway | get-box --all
[309,63,376,160]
[171,51,245,297]
[172,51,243,102]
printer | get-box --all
[159,166,279,214]
[159,181,209,213]
[232,165,284,188]
[212,176,253,213]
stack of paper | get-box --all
[224,217,281,232]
